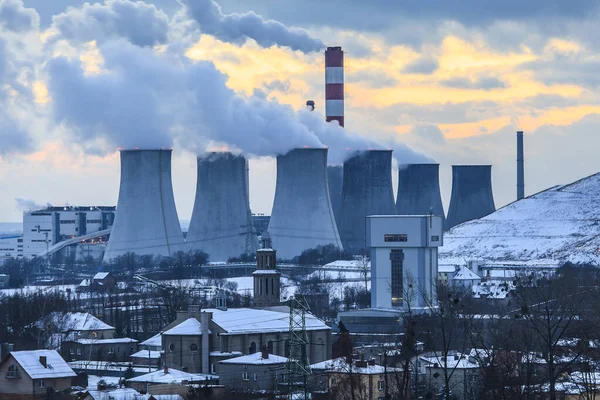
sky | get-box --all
[0,0,599,223]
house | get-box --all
[417,352,480,400]
[127,366,217,395]
[310,357,400,400]
[61,336,138,362]
[37,312,116,348]
[218,347,288,393]
[0,273,9,289]
[78,388,184,400]
[78,272,117,293]
[162,305,331,375]
[450,266,482,288]
[0,350,76,399]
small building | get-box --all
[131,349,162,368]
[417,353,480,400]
[450,266,481,288]
[127,367,217,394]
[0,350,76,399]
[0,273,9,289]
[310,357,400,400]
[62,337,138,362]
[218,347,287,393]
[78,272,117,293]
[37,312,116,353]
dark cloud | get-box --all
[50,0,169,47]
[520,53,600,88]
[440,76,508,90]
[0,0,38,32]
[180,0,324,53]
[262,79,291,93]
[516,93,596,110]
[402,57,439,74]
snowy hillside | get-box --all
[440,172,600,267]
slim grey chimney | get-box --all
[517,131,524,200]
[200,311,211,374]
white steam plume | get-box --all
[179,0,324,53]
[15,198,51,212]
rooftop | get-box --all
[163,318,210,336]
[453,266,480,280]
[311,358,398,374]
[73,337,138,345]
[204,308,330,334]
[140,332,162,347]
[8,350,76,379]
[220,352,287,365]
[93,272,110,280]
[36,312,114,332]
[128,368,216,384]
[130,350,161,359]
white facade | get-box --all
[22,207,115,259]
[0,235,22,261]
[367,215,443,310]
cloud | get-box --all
[402,56,439,74]
[520,53,600,89]
[410,124,447,144]
[0,0,39,32]
[350,70,398,89]
[440,76,508,90]
[180,0,324,53]
[262,79,291,93]
[50,0,169,47]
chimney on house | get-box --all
[261,345,269,359]
[39,356,47,368]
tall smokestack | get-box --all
[396,164,445,222]
[103,150,185,262]
[187,152,258,262]
[517,131,525,200]
[325,46,344,127]
[338,150,396,255]
[445,165,496,231]
[267,148,342,259]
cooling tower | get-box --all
[327,165,343,224]
[103,149,185,262]
[187,152,257,262]
[445,165,496,231]
[396,164,445,222]
[338,150,396,255]
[267,148,342,259]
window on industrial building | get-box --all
[431,235,440,242]
[384,234,408,242]
[242,372,249,381]
[390,249,404,307]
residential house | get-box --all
[78,272,117,293]
[417,352,480,400]
[61,336,138,362]
[450,266,481,288]
[127,367,216,395]
[0,350,75,399]
[78,388,184,400]
[218,347,287,393]
[38,312,116,350]
[310,357,400,400]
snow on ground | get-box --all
[87,374,121,390]
[440,172,600,268]
[0,284,82,297]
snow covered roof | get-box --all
[93,272,110,280]
[438,265,456,274]
[472,280,513,299]
[252,270,280,275]
[204,307,330,334]
[220,352,287,365]
[8,350,76,379]
[453,266,481,281]
[128,368,216,384]
[131,350,161,359]
[37,312,114,332]
[163,318,210,336]
[209,351,243,357]
[140,332,162,347]
[310,358,396,374]
[440,173,600,267]
[73,337,138,345]
[324,259,370,270]
[419,353,479,369]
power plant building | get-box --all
[267,148,342,260]
[103,149,185,262]
[327,165,343,225]
[368,215,443,310]
[187,152,257,262]
[396,164,445,222]
[445,165,496,231]
[338,150,396,255]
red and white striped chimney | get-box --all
[325,46,344,127]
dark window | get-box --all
[169,343,175,352]
[431,235,440,242]
[268,341,274,353]
[249,342,257,354]
[384,234,408,242]
[190,344,198,352]
[390,249,404,307]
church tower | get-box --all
[253,231,281,307]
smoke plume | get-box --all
[15,198,51,212]
[180,0,324,53]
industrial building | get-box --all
[327,165,344,227]
[445,165,496,231]
[338,150,396,255]
[367,215,443,310]
[0,235,22,262]
[22,206,115,260]
[267,148,343,260]
[396,164,445,223]
[325,46,344,127]
[103,149,185,262]
[187,152,257,262]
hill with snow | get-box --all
[440,172,600,268]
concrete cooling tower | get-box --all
[445,165,496,231]
[103,150,185,262]
[396,164,445,222]
[267,148,342,259]
[338,150,396,255]
[186,152,258,262]
[327,165,343,224]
